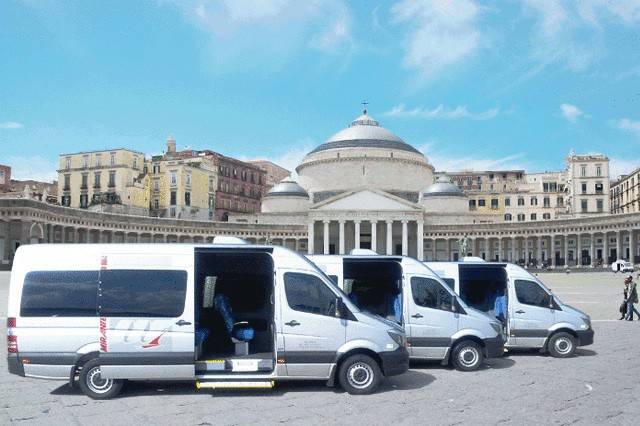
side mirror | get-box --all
[335,297,344,318]
[451,297,457,313]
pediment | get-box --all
[312,189,420,211]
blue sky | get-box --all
[1,0,640,182]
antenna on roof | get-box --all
[361,100,369,115]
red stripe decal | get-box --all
[99,316,108,352]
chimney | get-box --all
[167,136,176,153]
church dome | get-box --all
[422,176,466,197]
[307,110,421,155]
[264,177,309,198]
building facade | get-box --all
[611,167,640,214]
[565,153,610,216]
[248,160,291,192]
[0,164,11,192]
[57,148,149,215]
[2,109,637,271]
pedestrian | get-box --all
[625,275,640,321]
[494,288,507,329]
[620,276,630,320]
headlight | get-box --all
[490,322,502,335]
[582,317,591,329]
[387,331,406,347]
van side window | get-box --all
[21,271,99,317]
[515,280,550,308]
[411,277,453,311]
[284,272,337,317]
[100,270,187,317]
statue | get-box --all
[22,185,31,200]
[42,188,49,202]
[457,236,470,257]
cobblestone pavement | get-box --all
[1,270,639,425]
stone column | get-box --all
[447,238,452,261]
[307,221,314,255]
[617,230,622,261]
[323,220,330,255]
[590,233,596,267]
[498,237,502,261]
[550,235,556,268]
[416,221,424,261]
[401,220,408,256]
[563,234,569,267]
[48,224,54,243]
[603,232,609,264]
[371,220,378,253]
[338,220,345,255]
[537,236,543,265]
[432,238,437,261]
[576,233,582,267]
[386,220,393,255]
[511,237,517,263]
[354,220,361,250]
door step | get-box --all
[196,358,274,373]
[196,380,275,390]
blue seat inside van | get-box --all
[214,294,254,342]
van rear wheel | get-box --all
[547,332,576,358]
[78,359,124,399]
[451,341,484,372]
[338,354,382,395]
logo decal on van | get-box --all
[99,316,108,352]
[141,331,167,349]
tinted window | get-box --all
[284,272,337,317]
[21,271,98,317]
[515,279,550,308]
[442,278,455,290]
[411,277,453,311]
[100,270,187,317]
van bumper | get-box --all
[7,354,25,377]
[483,336,505,358]
[576,328,594,347]
[379,346,409,377]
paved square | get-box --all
[1,270,639,425]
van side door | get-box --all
[406,275,458,359]
[509,278,556,348]
[277,269,347,377]
[98,254,195,380]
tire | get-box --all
[547,332,576,358]
[78,359,124,400]
[337,354,382,395]
[451,340,484,372]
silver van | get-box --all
[7,242,409,399]
[308,253,504,371]
[426,260,594,357]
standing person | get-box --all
[620,276,630,320]
[494,288,507,330]
[625,275,640,321]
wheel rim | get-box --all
[458,347,479,367]
[554,337,573,355]
[347,362,374,390]
[86,366,113,394]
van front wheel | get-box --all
[78,359,124,399]
[451,341,484,371]
[547,332,576,358]
[338,354,382,395]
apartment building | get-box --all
[57,149,149,215]
[611,166,640,214]
[148,137,267,221]
[0,165,10,192]
[247,160,291,191]
[565,153,610,215]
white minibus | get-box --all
[7,242,409,398]
[308,253,505,371]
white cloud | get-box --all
[524,0,640,72]
[612,117,640,136]
[383,103,499,120]
[166,0,352,72]
[0,121,23,129]
[391,0,483,80]
[5,155,58,183]
[418,142,532,172]
[560,103,584,122]
[610,157,640,179]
